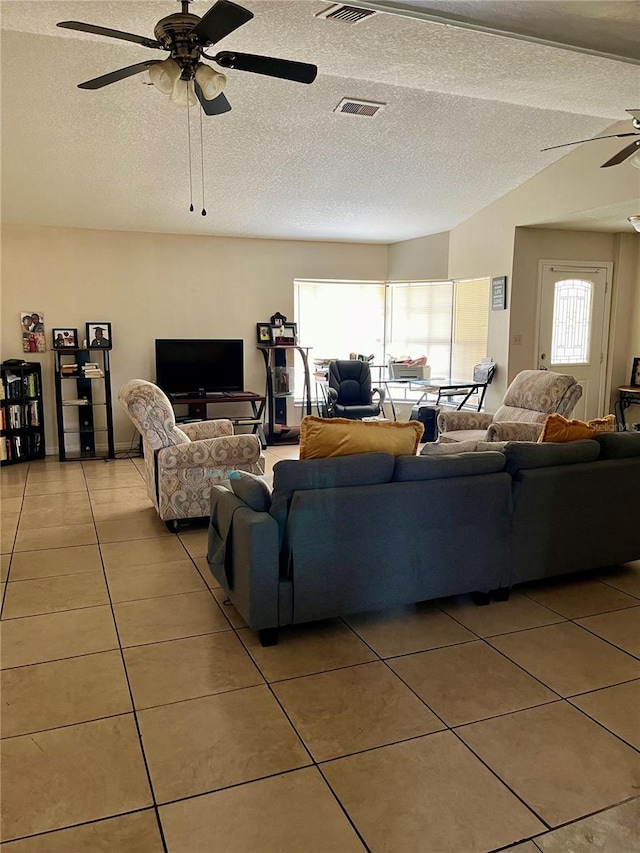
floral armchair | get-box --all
[119,379,264,529]
[437,370,583,443]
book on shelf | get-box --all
[63,399,90,406]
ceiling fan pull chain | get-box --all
[187,98,194,212]
[199,103,207,216]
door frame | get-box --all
[535,260,613,418]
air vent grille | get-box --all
[334,98,385,117]
[316,4,378,23]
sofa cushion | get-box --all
[538,413,615,443]
[503,440,600,475]
[421,440,507,456]
[438,429,488,444]
[595,431,640,459]
[394,452,506,481]
[228,470,272,512]
[270,452,396,534]
[299,416,422,459]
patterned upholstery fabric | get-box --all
[119,379,264,522]
[438,370,582,443]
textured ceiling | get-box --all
[1,0,639,242]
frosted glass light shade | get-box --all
[195,63,226,100]
[170,78,197,108]
[629,148,640,170]
[628,216,640,233]
[148,58,181,95]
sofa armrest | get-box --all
[207,487,281,630]
[487,421,543,442]
[437,411,494,433]
[180,419,234,440]
[158,434,262,471]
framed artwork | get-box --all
[270,323,297,345]
[631,357,640,388]
[21,312,46,353]
[52,328,78,348]
[256,323,272,344]
[86,322,112,349]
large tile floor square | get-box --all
[273,661,444,760]
[1,715,152,841]
[344,602,475,657]
[159,768,365,853]
[322,731,544,852]
[457,701,640,827]
[389,640,557,726]
[2,455,639,851]
[488,621,640,696]
[137,685,310,802]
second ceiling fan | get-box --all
[542,109,640,168]
[58,0,318,115]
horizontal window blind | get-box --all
[451,277,491,381]
[295,280,386,363]
[387,282,453,381]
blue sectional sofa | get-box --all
[207,432,640,645]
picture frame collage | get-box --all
[256,321,298,346]
[50,322,113,350]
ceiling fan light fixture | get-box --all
[195,63,226,100]
[170,78,198,108]
[148,57,181,94]
[628,216,640,233]
[629,149,640,170]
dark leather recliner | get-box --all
[326,360,386,419]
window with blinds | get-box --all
[451,277,491,380]
[295,276,490,394]
[387,282,453,380]
[294,280,386,363]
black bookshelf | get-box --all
[258,345,312,445]
[1,361,46,466]
[53,348,115,462]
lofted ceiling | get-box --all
[1,0,639,243]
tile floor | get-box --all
[1,447,639,852]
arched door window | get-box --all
[550,278,593,364]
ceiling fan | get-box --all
[541,109,640,168]
[57,0,318,115]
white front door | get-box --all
[538,264,611,420]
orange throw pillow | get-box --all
[299,416,423,459]
[538,413,616,443]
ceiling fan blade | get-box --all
[541,132,639,152]
[626,109,640,120]
[215,51,318,84]
[194,82,232,115]
[57,21,161,50]
[189,0,253,47]
[78,60,161,90]
[601,139,640,168]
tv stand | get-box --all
[168,392,266,447]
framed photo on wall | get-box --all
[52,328,78,348]
[86,322,112,349]
[21,312,46,354]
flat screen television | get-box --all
[155,339,244,396]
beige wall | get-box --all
[387,231,449,281]
[1,224,387,453]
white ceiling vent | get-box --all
[334,98,385,117]
[316,4,378,23]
